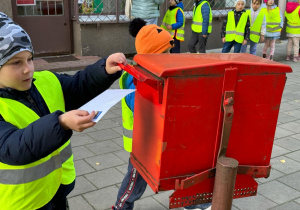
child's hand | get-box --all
[167,25,172,30]
[59,110,97,132]
[242,40,247,45]
[222,37,226,43]
[106,53,127,74]
[260,35,265,42]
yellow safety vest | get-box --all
[225,11,248,43]
[247,8,266,43]
[0,71,76,210]
[191,1,212,33]
[266,7,282,32]
[161,7,185,41]
[119,72,134,152]
[285,6,300,34]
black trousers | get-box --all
[38,181,75,210]
[170,38,181,53]
[188,31,209,53]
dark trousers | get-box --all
[38,181,74,210]
[114,158,148,210]
[170,38,181,53]
[222,41,242,53]
[188,31,209,53]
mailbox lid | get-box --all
[133,54,292,78]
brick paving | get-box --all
[34,40,300,210]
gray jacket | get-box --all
[131,0,165,19]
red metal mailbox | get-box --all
[122,53,292,208]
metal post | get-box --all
[211,157,239,210]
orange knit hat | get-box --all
[135,24,174,54]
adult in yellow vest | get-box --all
[285,0,300,62]
[240,0,266,55]
[188,0,212,53]
[0,13,126,210]
[221,0,250,53]
[161,0,185,53]
[262,0,283,60]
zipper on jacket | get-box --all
[24,91,43,117]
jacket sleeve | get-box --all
[244,15,250,40]
[55,58,122,111]
[124,75,136,113]
[221,15,228,38]
[201,2,210,35]
[172,9,184,30]
[280,11,284,28]
[0,111,72,165]
[261,16,266,36]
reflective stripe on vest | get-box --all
[161,7,185,41]
[191,1,212,33]
[119,72,134,152]
[248,8,266,43]
[0,71,76,210]
[225,11,248,43]
[266,7,281,32]
[285,6,300,34]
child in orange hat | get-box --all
[114,18,212,210]
[113,18,174,210]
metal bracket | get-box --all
[218,91,235,158]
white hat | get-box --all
[234,0,246,6]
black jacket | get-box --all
[221,9,250,40]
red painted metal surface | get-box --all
[124,53,292,208]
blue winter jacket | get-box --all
[195,0,211,35]
[0,58,121,206]
[171,2,184,30]
[124,74,135,113]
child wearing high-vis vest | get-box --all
[285,0,300,62]
[221,0,250,53]
[161,0,185,53]
[114,18,212,210]
[188,0,212,53]
[262,0,283,60]
[240,0,266,55]
[0,12,126,210]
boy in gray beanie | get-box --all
[0,12,126,210]
[0,12,33,67]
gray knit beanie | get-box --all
[0,12,33,67]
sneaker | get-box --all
[269,55,273,61]
[286,55,293,61]
[293,57,300,62]
[263,54,267,58]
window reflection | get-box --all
[17,0,64,16]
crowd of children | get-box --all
[158,0,300,62]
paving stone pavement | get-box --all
[55,40,300,210]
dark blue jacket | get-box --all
[194,0,211,35]
[0,58,121,206]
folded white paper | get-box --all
[79,89,136,122]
